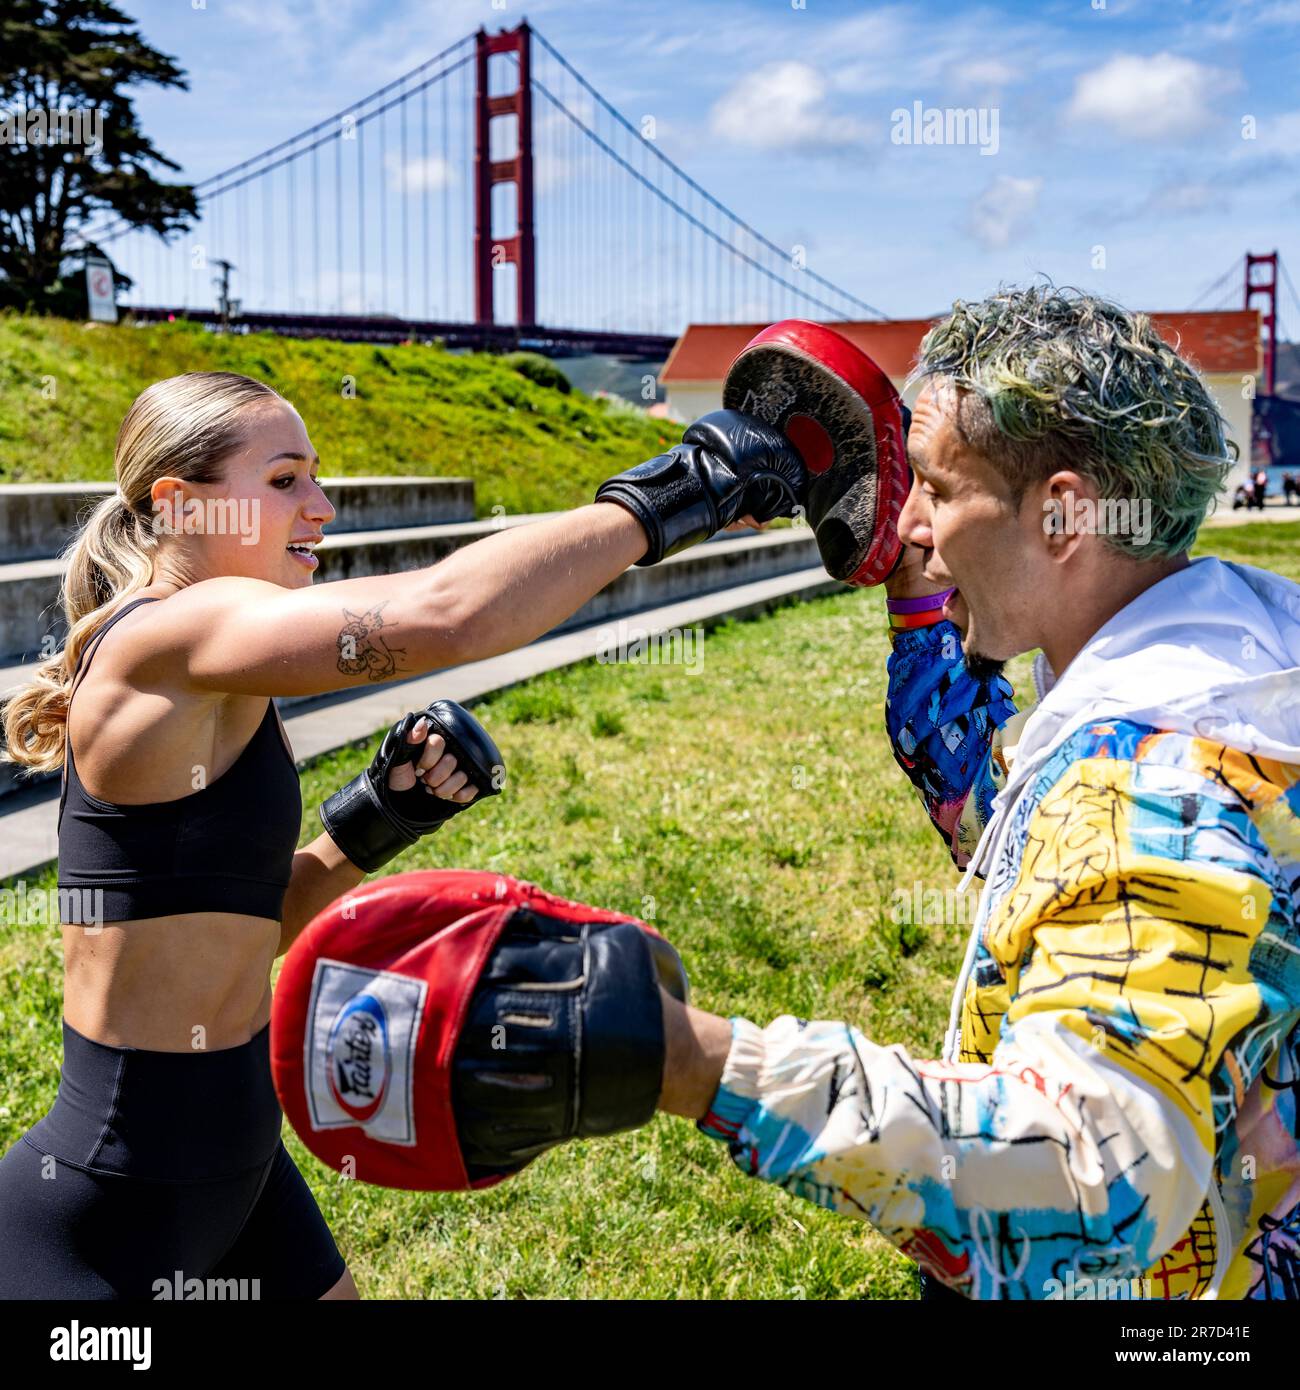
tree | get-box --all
[0,0,197,315]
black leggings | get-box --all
[0,1020,345,1300]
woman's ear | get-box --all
[148,476,189,537]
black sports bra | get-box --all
[56,596,302,924]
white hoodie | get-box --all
[944,556,1300,1063]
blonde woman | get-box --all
[0,370,804,1299]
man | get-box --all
[279,286,1300,1301]
[655,286,1300,1300]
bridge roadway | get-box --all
[127,308,676,358]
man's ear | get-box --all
[1037,470,1098,561]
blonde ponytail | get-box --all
[2,371,286,774]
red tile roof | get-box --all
[660,310,1261,382]
[1151,311,1262,375]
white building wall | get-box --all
[1207,373,1254,488]
[662,383,721,423]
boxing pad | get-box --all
[271,870,688,1192]
[722,319,910,586]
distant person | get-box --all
[1283,471,1298,506]
[1254,468,1269,509]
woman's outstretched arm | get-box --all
[130,503,647,698]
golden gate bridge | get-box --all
[72,20,885,357]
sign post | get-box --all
[85,259,117,324]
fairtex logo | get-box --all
[307,961,424,1144]
[327,993,390,1123]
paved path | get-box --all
[1204,504,1300,527]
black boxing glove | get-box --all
[595,409,807,566]
[319,700,504,873]
[452,906,689,1181]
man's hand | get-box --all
[884,540,950,603]
[657,989,733,1120]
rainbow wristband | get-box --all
[886,588,954,630]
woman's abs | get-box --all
[61,913,280,1051]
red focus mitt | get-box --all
[271,870,688,1192]
[722,319,910,586]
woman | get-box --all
[0,369,803,1299]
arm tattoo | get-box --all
[336,602,407,682]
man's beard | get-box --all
[965,652,1007,682]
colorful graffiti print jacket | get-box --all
[698,558,1300,1299]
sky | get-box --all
[114,0,1300,331]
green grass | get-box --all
[0,520,1295,1298]
[0,313,672,514]
[1196,517,1300,573]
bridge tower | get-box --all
[1245,250,1278,395]
[474,22,537,329]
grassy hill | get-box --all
[0,312,674,516]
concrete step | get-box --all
[0,509,540,662]
[0,564,842,881]
[0,476,476,564]
[0,524,823,801]
[0,508,795,662]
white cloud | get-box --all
[224,0,366,42]
[222,0,303,42]
[816,8,912,95]
[645,30,714,59]
[949,58,1018,94]
[966,175,1042,249]
[1066,52,1240,141]
[1258,0,1300,23]
[533,149,572,196]
[708,61,873,154]
[385,153,457,194]
[817,4,1058,95]
[221,0,493,86]
[1141,180,1218,215]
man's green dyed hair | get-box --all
[908,283,1237,558]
